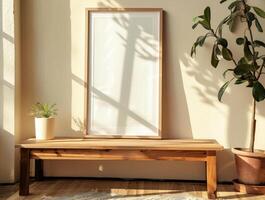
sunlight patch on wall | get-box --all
[3,39,14,85]
[3,86,14,134]
[97,0,123,8]
[0,0,16,183]
[179,53,229,141]
[2,0,15,135]
[3,0,14,37]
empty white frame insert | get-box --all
[85,8,163,138]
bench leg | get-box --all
[206,151,217,199]
[19,148,30,196]
[35,159,44,181]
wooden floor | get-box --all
[1,179,265,200]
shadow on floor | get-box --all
[2,178,265,200]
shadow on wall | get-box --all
[79,0,265,142]
[21,0,265,182]
[21,0,165,138]
[181,52,251,147]
[95,0,265,144]
[21,0,73,139]
[0,0,15,183]
[174,0,265,181]
[95,0,193,139]
[162,11,193,139]
[181,31,265,148]
[21,0,194,140]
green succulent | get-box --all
[30,102,58,118]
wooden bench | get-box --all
[16,138,223,199]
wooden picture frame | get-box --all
[84,8,163,138]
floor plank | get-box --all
[1,179,265,200]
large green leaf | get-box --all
[254,40,265,48]
[252,81,265,102]
[246,12,256,21]
[244,37,253,61]
[246,12,256,28]
[253,7,265,18]
[234,64,253,75]
[218,80,232,102]
[211,44,219,68]
[199,20,211,30]
[217,38,228,47]
[220,0,228,4]
[197,35,207,46]
[222,47,233,61]
[255,18,263,32]
[238,57,248,65]
[192,22,199,29]
[228,1,238,10]
[204,7,211,24]
[190,43,197,57]
[191,35,209,56]
[236,37,244,45]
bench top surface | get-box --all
[17,138,223,151]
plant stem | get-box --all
[242,0,258,152]
[242,0,258,78]
[231,55,238,67]
[257,66,264,80]
[249,98,256,152]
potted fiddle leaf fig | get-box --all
[191,0,265,187]
[30,102,57,140]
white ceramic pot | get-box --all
[35,117,55,140]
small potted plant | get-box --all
[191,0,265,190]
[30,102,57,140]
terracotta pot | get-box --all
[232,148,265,185]
[35,117,55,140]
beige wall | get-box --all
[19,0,265,181]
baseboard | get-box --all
[27,176,232,185]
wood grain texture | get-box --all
[16,138,224,151]
[158,9,163,138]
[206,151,217,199]
[233,179,265,195]
[84,8,163,139]
[30,149,207,161]
[85,8,164,12]
[35,160,43,181]
[19,148,30,196]
[83,7,89,137]
[17,138,223,198]
[4,179,265,200]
